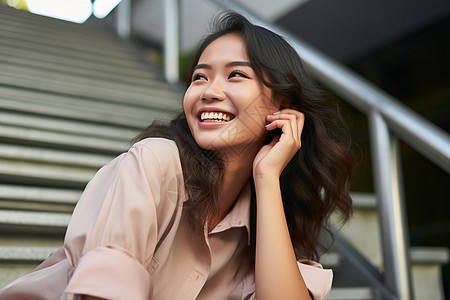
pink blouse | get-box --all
[0,138,332,300]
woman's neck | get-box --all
[207,150,255,231]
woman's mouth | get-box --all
[200,112,235,122]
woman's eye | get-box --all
[228,71,249,79]
[192,74,207,81]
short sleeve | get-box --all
[297,260,333,300]
[63,138,185,300]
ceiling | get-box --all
[131,0,450,64]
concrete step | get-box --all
[0,184,81,204]
[0,124,129,154]
[0,9,136,59]
[0,48,165,88]
[349,192,377,209]
[0,144,110,187]
[0,33,147,74]
[0,245,60,263]
[0,86,175,128]
[0,24,166,85]
[0,19,128,55]
[0,8,125,47]
[0,145,112,168]
[319,252,340,270]
[328,287,373,300]
[0,210,70,235]
[0,111,137,142]
[0,184,81,212]
[0,62,181,110]
[0,95,142,153]
[411,247,449,300]
[335,193,449,300]
[0,244,64,288]
[0,158,96,188]
[333,192,382,267]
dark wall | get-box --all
[277,0,450,63]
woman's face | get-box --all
[183,33,279,157]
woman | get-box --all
[0,12,352,300]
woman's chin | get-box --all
[194,137,220,152]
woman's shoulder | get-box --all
[133,137,178,152]
[128,138,186,205]
[131,138,179,161]
[128,137,182,175]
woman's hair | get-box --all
[137,11,353,260]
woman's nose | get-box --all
[201,79,225,101]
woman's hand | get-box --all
[253,109,305,179]
[253,108,311,299]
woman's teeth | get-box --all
[200,112,232,122]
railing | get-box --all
[115,1,450,299]
[163,0,179,84]
[116,0,180,84]
[116,0,131,39]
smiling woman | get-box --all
[183,33,276,157]
[0,11,353,300]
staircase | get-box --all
[0,3,181,286]
[331,193,449,299]
[0,4,448,300]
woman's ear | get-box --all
[278,97,291,110]
[279,97,302,111]
[271,96,298,112]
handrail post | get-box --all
[369,110,413,300]
[116,0,131,39]
[164,0,179,84]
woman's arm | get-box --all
[253,109,311,300]
[254,176,310,299]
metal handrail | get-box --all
[116,0,131,39]
[163,0,179,84]
[125,1,450,299]
[293,44,450,173]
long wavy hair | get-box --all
[137,12,353,261]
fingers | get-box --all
[265,109,305,144]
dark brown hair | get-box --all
[137,12,353,260]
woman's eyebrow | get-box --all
[226,61,252,68]
[192,63,210,72]
[192,61,252,72]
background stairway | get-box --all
[0,3,182,286]
[334,193,449,299]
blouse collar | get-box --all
[208,181,251,245]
